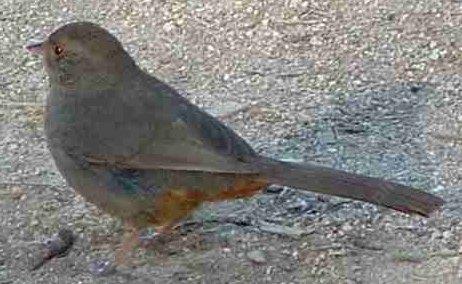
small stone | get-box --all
[431,231,443,240]
[258,221,307,238]
[10,186,25,200]
[162,22,174,32]
[442,230,453,240]
[329,249,347,257]
[88,259,115,276]
[265,185,284,194]
[341,223,353,232]
[247,250,266,264]
[309,36,322,46]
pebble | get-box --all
[88,259,116,276]
[247,250,267,264]
[10,186,26,200]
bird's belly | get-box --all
[50,149,267,228]
[45,129,268,229]
[126,170,268,228]
[47,145,129,215]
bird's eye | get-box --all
[54,44,64,56]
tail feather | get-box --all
[257,157,444,217]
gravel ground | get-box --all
[1,0,461,283]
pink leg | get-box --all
[115,222,140,266]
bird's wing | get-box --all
[85,77,260,174]
[85,149,259,174]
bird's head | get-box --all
[26,22,135,91]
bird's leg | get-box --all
[115,221,140,266]
[138,222,180,249]
[88,222,139,275]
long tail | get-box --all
[257,157,444,217]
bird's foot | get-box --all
[138,228,175,249]
[88,259,116,276]
[114,223,140,266]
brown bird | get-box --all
[27,22,443,262]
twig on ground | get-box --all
[0,182,63,188]
[216,105,253,120]
[257,220,315,238]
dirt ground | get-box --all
[1,0,461,283]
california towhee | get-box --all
[27,22,443,261]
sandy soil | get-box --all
[0,0,461,283]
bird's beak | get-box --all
[25,41,44,54]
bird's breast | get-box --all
[45,90,143,159]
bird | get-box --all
[26,22,444,263]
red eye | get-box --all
[54,44,64,56]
